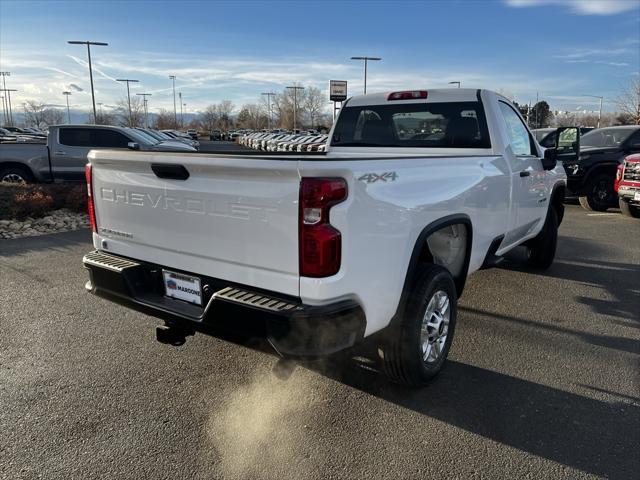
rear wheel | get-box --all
[525,208,558,270]
[619,198,640,218]
[381,264,457,387]
[578,173,615,211]
[0,165,34,184]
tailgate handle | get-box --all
[151,164,190,180]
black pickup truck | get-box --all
[561,126,640,211]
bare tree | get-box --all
[237,103,267,130]
[24,100,65,128]
[153,108,176,130]
[199,104,219,132]
[303,86,325,128]
[115,96,145,127]
[95,109,117,125]
[216,100,235,131]
[615,78,640,125]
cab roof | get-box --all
[346,88,482,107]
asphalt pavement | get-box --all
[1,186,638,478]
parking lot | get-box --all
[1,193,638,479]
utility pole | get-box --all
[582,94,603,128]
[67,41,108,124]
[0,72,9,124]
[0,88,17,126]
[169,75,177,128]
[22,103,27,127]
[350,56,381,94]
[286,85,304,131]
[116,78,139,126]
[179,92,183,127]
[63,91,72,123]
[136,93,152,128]
[261,92,276,130]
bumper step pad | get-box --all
[213,286,299,313]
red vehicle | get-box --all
[616,154,640,218]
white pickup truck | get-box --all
[83,89,571,386]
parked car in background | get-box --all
[532,128,556,142]
[209,129,222,141]
[616,153,640,218]
[187,129,198,140]
[134,128,200,152]
[0,124,196,183]
[161,130,200,149]
[562,126,640,211]
[536,127,594,149]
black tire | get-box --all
[381,264,457,387]
[525,208,558,270]
[0,165,34,184]
[578,173,615,211]
[619,198,640,218]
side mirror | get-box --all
[127,142,140,151]
[542,148,558,170]
[554,126,580,162]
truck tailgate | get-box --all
[89,150,301,296]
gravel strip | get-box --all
[0,209,90,239]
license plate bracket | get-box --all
[162,270,203,306]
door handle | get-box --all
[519,170,530,177]
[54,151,66,156]
[151,163,190,180]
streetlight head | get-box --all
[63,91,71,95]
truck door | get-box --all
[53,127,94,182]
[53,127,132,182]
[497,101,548,246]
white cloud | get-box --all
[505,0,639,15]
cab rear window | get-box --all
[332,102,491,148]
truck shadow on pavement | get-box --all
[0,228,92,258]
[329,356,640,480]
[501,235,640,325]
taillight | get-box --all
[388,90,428,101]
[614,163,624,193]
[299,178,347,277]
[85,163,97,233]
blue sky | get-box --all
[1,0,638,116]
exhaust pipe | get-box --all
[156,324,194,346]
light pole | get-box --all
[582,94,603,128]
[0,96,4,125]
[183,103,187,126]
[63,91,72,123]
[67,41,108,124]
[0,88,17,126]
[136,93,152,128]
[169,75,177,128]
[179,92,183,127]
[286,85,304,131]
[261,92,276,130]
[116,78,139,126]
[448,81,461,88]
[22,103,27,127]
[0,72,10,124]
[350,56,381,94]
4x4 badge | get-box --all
[358,172,398,183]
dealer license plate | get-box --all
[162,270,202,306]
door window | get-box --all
[93,129,131,148]
[59,128,92,147]
[499,101,535,156]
